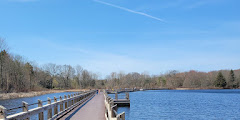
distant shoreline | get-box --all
[173,87,240,90]
[141,87,238,91]
[0,89,87,100]
[173,87,223,90]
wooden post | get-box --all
[22,101,29,120]
[115,93,118,100]
[22,101,28,112]
[80,96,83,103]
[0,105,6,119]
[54,97,58,115]
[60,96,63,112]
[121,112,125,120]
[126,92,129,100]
[77,94,79,102]
[47,98,52,119]
[117,112,125,120]
[110,101,115,118]
[68,95,71,107]
[73,94,76,104]
[38,100,44,120]
[64,95,68,109]
[71,94,73,106]
[108,98,111,103]
[75,94,77,103]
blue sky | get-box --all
[0,0,240,77]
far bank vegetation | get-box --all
[105,70,240,89]
[0,38,240,93]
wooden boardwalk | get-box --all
[0,91,128,120]
[59,92,105,120]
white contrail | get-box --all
[94,0,165,22]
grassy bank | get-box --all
[0,89,89,100]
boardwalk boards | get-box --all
[0,91,96,120]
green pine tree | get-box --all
[228,70,236,88]
[215,72,227,88]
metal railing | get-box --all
[0,90,96,120]
[103,91,125,120]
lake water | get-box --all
[114,89,240,120]
[0,92,76,119]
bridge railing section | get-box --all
[0,90,96,120]
[103,90,125,120]
[114,93,129,100]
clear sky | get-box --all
[0,0,240,77]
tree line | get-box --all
[104,70,240,89]
[1,38,240,93]
[0,38,103,93]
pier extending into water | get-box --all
[104,91,128,120]
[0,90,130,120]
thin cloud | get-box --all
[94,0,165,22]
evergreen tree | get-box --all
[228,70,236,88]
[215,72,226,88]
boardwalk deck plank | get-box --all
[59,92,105,120]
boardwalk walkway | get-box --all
[59,92,105,120]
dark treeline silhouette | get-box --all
[1,38,240,93]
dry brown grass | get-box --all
[0,89,90,100]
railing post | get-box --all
[47,97,52,119]
[77,93,80,102]
[74,96,76,104]
[117,112,125,120]
[68,95,71,107]
[38,100,44,120]
[80,93,82,101]
[64,95,68,109]
[71,94,73,106]
[22,101,29,120]
[121,112,125,120]
[115,93,118,100]
[60,96,63,112]
[80,95,83,103]
[0,105,6,119]
[54,97,58,115]
[74,94,76,104]
[126,92,129,100]
[110,101,115,118]
[22,101,29,112]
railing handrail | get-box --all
[103,90,125,120]
[0,90,97,120]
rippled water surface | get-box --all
[115,89,240,120]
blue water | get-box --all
[0,92,76,119]
[115,89,240,120]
